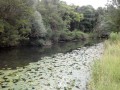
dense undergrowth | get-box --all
[89,32,120,90]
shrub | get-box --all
[59,30,88,41]
[109,32,120,41]
[51,31,61,42]
[73,30,88,40]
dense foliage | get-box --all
[0,0,33,47]
[1,0,118,47]
[92,0,120,38]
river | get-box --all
[0,39,104,90]
[0,39,102,69]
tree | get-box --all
[76,5,97,32]
[0,0,33,47]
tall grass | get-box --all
[89,32,120,90]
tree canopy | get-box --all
[1,0,119,47]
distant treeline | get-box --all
[0,0,119,47]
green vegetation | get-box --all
[89,0,120,89]
[0,0,33,47]
[59,30,88,41]
[89,33,120,90]
[0,0,101,47]
[0,0,119,47]
[1,0,120,89]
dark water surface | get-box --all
[0,39,103,69]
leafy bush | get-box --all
[73,30,88,40]
[59,31,73,41]
[0,0,33,47]
[51,31,61,42]
[59,30,88,41]
[0,21,20,47]
[109,32,120,41]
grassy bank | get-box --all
[89,32,120,90]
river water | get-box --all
[0,39,104,90]
[0,39,102,69]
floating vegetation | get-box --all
[0,43,103,90]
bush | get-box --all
[0,0,33,47]
[59,30,88,41]
[60,31,73,41]
[0,21,20,47]
[51,31,61,42]
[109,32,120,41]
[73,30,88,40]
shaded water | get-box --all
[0,40,103,69]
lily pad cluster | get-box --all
[0,43,104,90]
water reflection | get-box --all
[0,39,103,69]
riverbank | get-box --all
[0,42,104,90]
[89,33,120,90]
